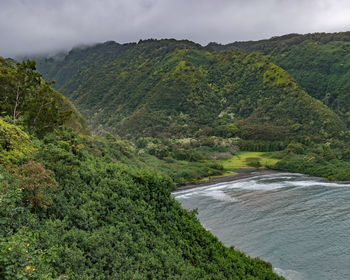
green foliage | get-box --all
[12,162,57,210]
[0,230,55,280]
[36,39,345,142]
[0,167,55,279]
[0,127,283,279]
[0,58,88,135]
[211,31,350,55]
[271,40,350,127]
[217,31,350,129]
[270,142,350,181]
[274,154,350,181]
[285,142,304,154]
[245,157,262,168]
[8,34,350,278]
[131,136,243,185]
[218,151,279,170]
[0,119,36,164]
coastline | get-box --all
[173,168,350,193]
[173,168,281,192]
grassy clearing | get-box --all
[217,151,279,170]
[200,151,279,182]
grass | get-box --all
[199,151,279,183]
[217,151,279,170]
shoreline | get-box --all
[173,169,350,193]
[173,169,281,192]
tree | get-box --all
[0,59,41,123]
[13,161,57,210]
[0,58,72,135]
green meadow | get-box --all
[218,151,279,170]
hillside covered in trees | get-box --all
[37,39,347,144]
[0,59,284,279]
[211,31,350,127]
[0,58,89,135]
[4,31,350,279]
[36,34,350,181]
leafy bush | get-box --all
[246,157,262,168]
[0,128,284,279]
[0,119,36,165]
[12,162,57,210]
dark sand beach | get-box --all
[174,169,281,192]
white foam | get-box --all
[173,173,350,200]
[174,191,199,199]
[226,180,290,191]
[207,173,350,191]
[287,180,350,188]
[274,267,304,280]
[203,190,237,203]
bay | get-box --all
[173,173,350,280]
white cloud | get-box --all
[1,0,350,57]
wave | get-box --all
[174,172,350,280]
[203,190,237,202]
[174,191,200,199]
[206,173,350,192]
[273,267,304,280]
[173,173,350,200]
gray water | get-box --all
[172,173,350,280]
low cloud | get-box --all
[1,0,350,57]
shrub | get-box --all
[12,162,57,210]
[0,119,36,165]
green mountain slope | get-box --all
[37,39,346,142]
[0,58,89,135]
[212,32,350,126]
[272,40,350,126]
[208,31,350,54]
[0,67,283,279]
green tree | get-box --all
[13,161,57,210]
[0,59,72,135]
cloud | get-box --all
[1,0,350,57]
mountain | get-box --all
[0,62,283,279]
[4,33,350,279]
[36,39,346,144]
[0,58,89,135]
[208,32,350,54]
[212,31,350,126]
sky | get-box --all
[1,0,350,58]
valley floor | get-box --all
[174,169,281,192]
[175,151,280,191]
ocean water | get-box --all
[172,173,350,280]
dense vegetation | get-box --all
[272,40,350,127]
[270,142,350,181]
[3,31,350,279]
[212,31,350,127]
[37,39,346,144]
[0,59,283,279]
[0,58,88,135]
[208,32,350,180]
[35,36,350,180]
[208,31,350,54]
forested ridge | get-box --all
[37,39,346,142]
[0,58,88,135]
[211,31,350,127]
[3,31,350,279]
[36,34,350,181]
[0,59,283,279]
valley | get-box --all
[2,31,350,279]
